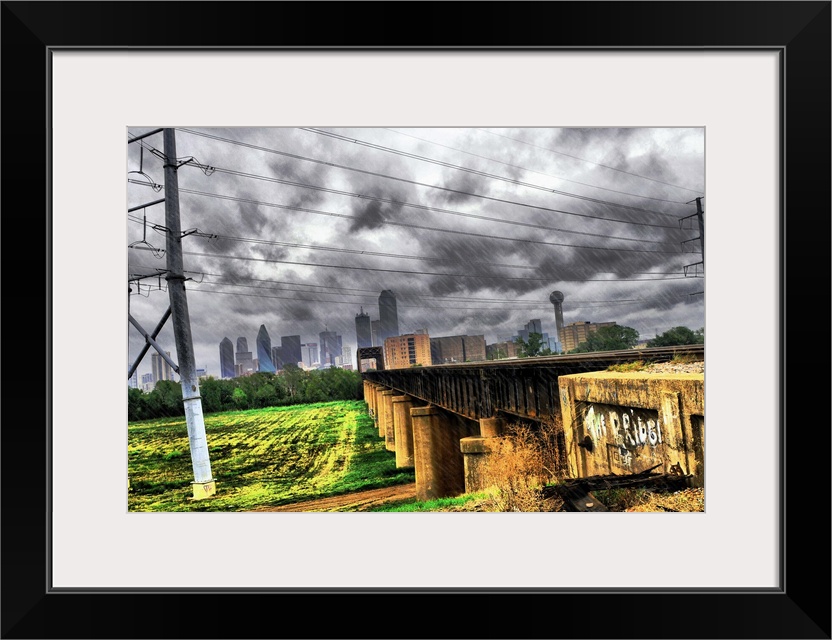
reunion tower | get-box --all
[549,291,565,352]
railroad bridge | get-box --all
[361,345,705,502]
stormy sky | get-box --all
[127,126,705,380]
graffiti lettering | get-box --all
[584,405,662,450]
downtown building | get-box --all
[151,351,175,383]
[256,325,276,373]
[301,343,319,369]
[384,332,431,369]
[377,290,399,345]
[271,346,284,371]
[281,335,302,368]
[430,335,486,364]
[219,337,235,379]
[355,308,372,349]
[235,337,255,376]
[559,321,617,353]
[319,330,343,367]
[485,340,520,360]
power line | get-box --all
[187,285,693,313]
[128,183,689,255]
[128,214,535,269]
[382,128,692,205]
[476,128,704,194]
[292,127,683,217]
[188,278,676,306]
[176,249,692,282]
[128,212,686,270]
[129,266,684,305]
[179,127,681,220]
[151,133,683,231]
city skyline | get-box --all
[127,127,704,381]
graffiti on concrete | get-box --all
[584,405,663,472]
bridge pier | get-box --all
[459,417,508,493]
[411,405,479,501]
[373,386,386,437]
[391,395,415,468]
[380,390,396,451]
[363,381,375,421]
[366,383,378,430]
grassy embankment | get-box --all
[128,400,414,512]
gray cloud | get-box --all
[127,126,705,379]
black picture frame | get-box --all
[2,2,829,638]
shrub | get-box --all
[480,418,566,512]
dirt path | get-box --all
[251,483,417,512]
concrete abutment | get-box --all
[411,405,479,501]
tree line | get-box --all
[128,365,364,422]
[513,325,704,357]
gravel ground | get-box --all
[642,361,704,374]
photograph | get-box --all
[2,0,828,637]
[127,126,706,514]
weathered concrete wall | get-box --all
[391,395,415,468]
[411,405,479,501]
[558,372,704,486]
[380,390,396,451]
[459,435,506,494]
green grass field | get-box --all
[128,400,414,512]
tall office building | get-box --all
[141,372,155,392]
[302,343,319,368]
[256,324,276,373]
[319,330,342,367]
[371,320,382,347]
[355,307,372,348]
[271,346,284,371]
[128,370,138,389]
[378,290,399,344]
[341,345,353,370]
[235,336,254,374]
[281,335,302,368]
[219,337,235,379]
[151,351,174,383]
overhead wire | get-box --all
[295,127,685,216]
[178,249,692,282]
[382,127,692,205]
[476,128,704,195]
[127,182,690,255]
[177,128,683,224]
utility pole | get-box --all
[681,196,704,279]
[695,196,705,267]
[163,128,215,500]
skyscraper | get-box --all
[235,336,254,374]
[355,307,372,348]
[219,337,235,379]
[371,320,382,347]
[151,351,174,383]
[302,343,318,368]
[256,324,275,373]
[319,330,342,367]
[271,346,284,371]
[378,290,399,343]
[281,335,302,368]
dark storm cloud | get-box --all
[127,126,704,379]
